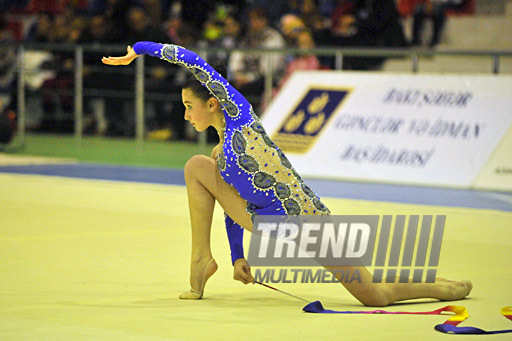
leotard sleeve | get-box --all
[132,41,254,127]
[224,213,244,264]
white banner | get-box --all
[473,125,512,191]
[262,72,512,187]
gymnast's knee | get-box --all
[184,155,215,178]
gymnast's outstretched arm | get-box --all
[104,42,254,124]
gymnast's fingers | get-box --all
[101,56,129,65]
[234,265,251,284]
[244,264,255,284]
[234,273,246,284]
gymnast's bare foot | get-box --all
[435,278,473,301]
[180,258,218,299]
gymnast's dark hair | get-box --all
[183,62,228,102]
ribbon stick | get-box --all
[303,302,512,335]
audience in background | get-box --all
[206,15,243,74]
[411,0,464,48]
[268,29,322,110]
[299,0,325,32]
[398,0,469,48]
[315,0,408,70]
[125,6,183,139]
[0,14,17,115]
[79,14,115,135]
[280,14,307,46]
[25,13,52,43]
[103,0,137,42]
[33,8,78,133]
[349,0,408,68]
[229,6,286,112]
[0,0,471,138]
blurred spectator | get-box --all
[397,0,420,18]
[330,0,357,36]
[86,0,110,16]
[0,14,17,114]
[229,6,285,111]
[80,15,115,134]
[80,15,115,45]
[124,6,185,139]
[164,15,200,47]
[410,0,464,47]
[36,11,77,133]
[353,0,408,47]
[206,15,243,72]
[268,30,321,108]
[286,0,302,16]
[22,14,56,118]
[25,13,53,43]
[124,6,168,43]
[158,0,174,22]
[280,14,306,46]
[317,0,337,19]
[180,0,214,33]
[278,30,322,90]
[313,0,407,70]
[220,15,242,52]
[68,9,88,43]
[142,0,161,27]
[311,0,357,66]
[241,0,290,27]
[0,0,29,12]
[49,12,72,43]
[348,0,408,69]
[300,0,325,32]
[24,7,88,133]
[160,12,206,140]
[279,14,308,70]
[104,0,137,42]
[0,13,17,145]
[25,0,67,13]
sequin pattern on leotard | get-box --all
[150,42,330,217]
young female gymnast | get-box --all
[102,42,472,306]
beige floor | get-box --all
[1,174,511,340]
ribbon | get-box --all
[434,306,512,335]
[303,301,512,335]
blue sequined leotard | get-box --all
[133,42,330,264]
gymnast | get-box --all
[102,42,472,306]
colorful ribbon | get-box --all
[303,301,512,335]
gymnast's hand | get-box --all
[233,258,254,285]
[101,45,140,66]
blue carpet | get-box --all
[1,163,511,212]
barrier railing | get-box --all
[5,43,512,148]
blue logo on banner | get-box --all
[272,89,350,153]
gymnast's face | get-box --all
[182,88,217,132]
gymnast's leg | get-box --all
[326,265,472,307]
[181,155,252,298]
[183,154,472,305]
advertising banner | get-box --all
[262,72,512,187]
[473,125,512,191]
